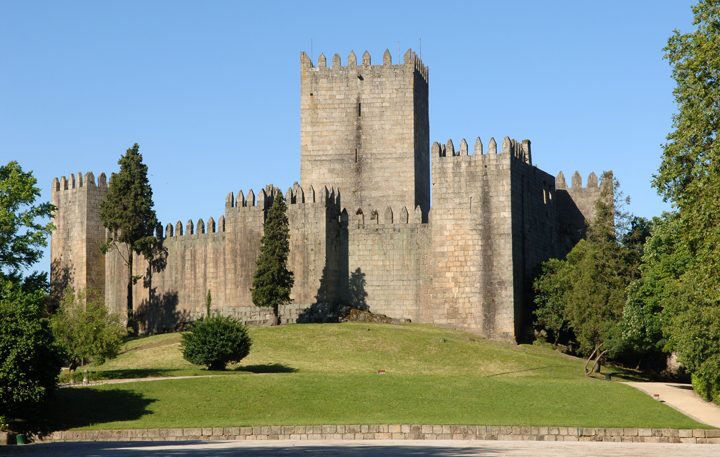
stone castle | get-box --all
[51,49,607,342]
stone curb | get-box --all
[25,425,720,445]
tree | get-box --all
[0,281,62,420]
[251,192,294,325]
[0,162,61,426]
[181,315,252,370]
[100,144,165,332]
[0,161,54,286]
[51,289,126,371]
[651,0,720,402]
[534,173,643,373]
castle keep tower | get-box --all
[300,49,430,218]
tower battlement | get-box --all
[300,48,428,82]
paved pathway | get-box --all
[625,382,720,428]
[3,440,720,457]
[60,375,217,388]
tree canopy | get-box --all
[648,0,720,402]
[0,161,54,285]
[251,192,294,325]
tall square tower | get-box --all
[299,49,429,218]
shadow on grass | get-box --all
[93,368,189,380]
[235,363,298,374]
[32,388,155,435]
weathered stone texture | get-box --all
[300,50,430,219]
[50,48,607,341]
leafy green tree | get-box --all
[0,161,54,286]
[100,144,165,331]
[534,173,642,373]
[0,275,62,422]
[620,213,685,358]
[251,193,294,325]
[533,258,571,345]
[181,315,252,370]
[51,289,126,371]
[651,0,720,401]
[0,161,61,426]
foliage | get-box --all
[0,279,62,420]
[100,144,166,328]
[0,161,54,285]
[649,0,720,401]
[51,290,126,370]
[251,192,294,325]
[533,173,645,369]
[181,316,252,370]
[620,213,686,357]
[532,258,570,344]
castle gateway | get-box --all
[51,49,606,342]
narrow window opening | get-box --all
[357,102,361,117]
[355,148,358,163]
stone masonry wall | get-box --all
[554,171,604,255]
[300,49,430,217]
[347,205,430,322]
[508,142,560,341]
[102,186,343,331]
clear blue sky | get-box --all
[0,1,695,272]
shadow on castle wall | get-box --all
[135,289,191,334]
[298,267,368,323]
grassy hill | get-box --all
[45,323,705,430]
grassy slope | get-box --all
[46,323,705,430]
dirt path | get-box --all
[625,382,720,428]
[60,375,217,388]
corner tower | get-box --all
[300,49,429,218]
[50,172,108,300]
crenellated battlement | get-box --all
[164,214,226,238]
[52,172,108,193]
[300,48,428,82]
[432,137,531,164]
[555,171,603,190]
[351,205,423,228]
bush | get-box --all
[181,315,252,370]
[51,289,126,370]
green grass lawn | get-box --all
[46,323,705,430]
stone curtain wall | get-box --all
[347,206,430,322]
[300,49,430,217]
[51,173,107,301]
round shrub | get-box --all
[181,315,252,370]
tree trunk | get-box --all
[273,303,280,326]
[127,250,135,334]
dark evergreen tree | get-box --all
[100,144,165,331]
[251,192,293,325]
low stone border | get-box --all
[31,425,720,445]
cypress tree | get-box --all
[251,192,294,325]
[100,144,164,332]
